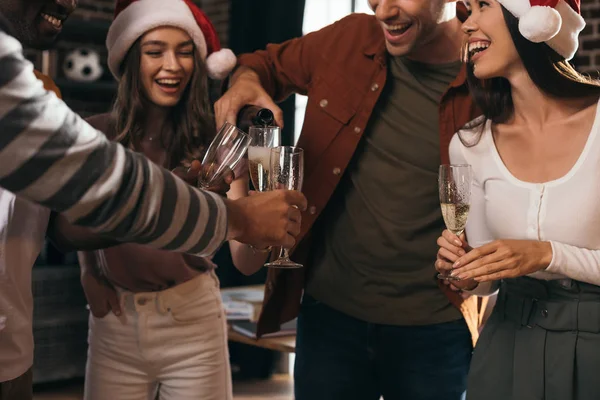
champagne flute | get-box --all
[248,126,281,192]
[198,122,252,189]
[437,164,472,280]
[264,146,304,269]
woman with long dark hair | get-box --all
[435,0,600,398]
[55,0,273,399]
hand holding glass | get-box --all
[437,164,472,280]
[198,122,252,189]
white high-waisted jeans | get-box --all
[84,271,232,400]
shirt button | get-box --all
[332,167,341,176]
[371,83,379,91]
[354,126,361,134]
[319,99,328,108]
[309,206,317,215]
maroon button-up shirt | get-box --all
[238,8,484,344]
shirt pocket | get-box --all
[299,70,360,176]
[308,71,358,128]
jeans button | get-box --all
[137,298,147,306]
[541,309,548,318]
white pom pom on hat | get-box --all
[519,5,562,42]
[107,0,237,80]
[495,0,586,60]
[206,48,237,81]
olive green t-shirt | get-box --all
[306,56,463,325]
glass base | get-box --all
[264,257,303,269]
[197,180,211,189]
[437,273,462,281]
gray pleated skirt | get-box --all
[467,277,600,400]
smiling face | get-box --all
[0,0,77,49]
[139,27,196,109]
[367,0,456,57]
[462,0,522,79]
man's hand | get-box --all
[214,67,284,128]
[81,271,122,318]
[172,160,234,196]
[226,189,307,249]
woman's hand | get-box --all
[172,160,235,196]
[436,230,479,293]
[81,271,121,318]
[450,239,553,282]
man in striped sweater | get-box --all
[0,5,306,398]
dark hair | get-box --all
[0,11,15,37]
[463,6,600,143]
[112,37,216,169]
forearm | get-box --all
[0,30,228,256]
[236,52,294,101]
[544,241,600,286]
[77,251,103,278]
[48,213,119,252]
[236,29,323,101]
[229,240,269,276]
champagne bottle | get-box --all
[241,107,278,192]
[237,106,275,132]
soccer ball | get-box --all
[63,48,103,82]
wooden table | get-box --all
[222,285,296,353]
[227,327,296,353]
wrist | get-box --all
[225,198,245,242]
[248,244,272,254]
[539,241,554,270]
[233,66,261,85]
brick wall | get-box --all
[577,0,600,75]
[72,0,229,43]
[198,0,231,47]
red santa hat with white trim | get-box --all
[495,0,585,60]
[106,0,237,80]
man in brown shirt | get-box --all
[216,1,482,399]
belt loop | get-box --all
[525,298,538,328]
[496,287,507,322]
[156,292,170,314]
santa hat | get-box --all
[106,0,237,80]
[496,0,585,60]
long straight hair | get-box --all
[462,6,600,144]
[112,37,216,169]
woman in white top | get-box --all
[435,0,600,399]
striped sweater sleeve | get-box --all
[0,30,228,256]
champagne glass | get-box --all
[437,164,472,280]
[198,122,252,189]
[264,146,304,269]
[248,126,281,192]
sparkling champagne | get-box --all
[248,146,271,192]
[440,203,470,236]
